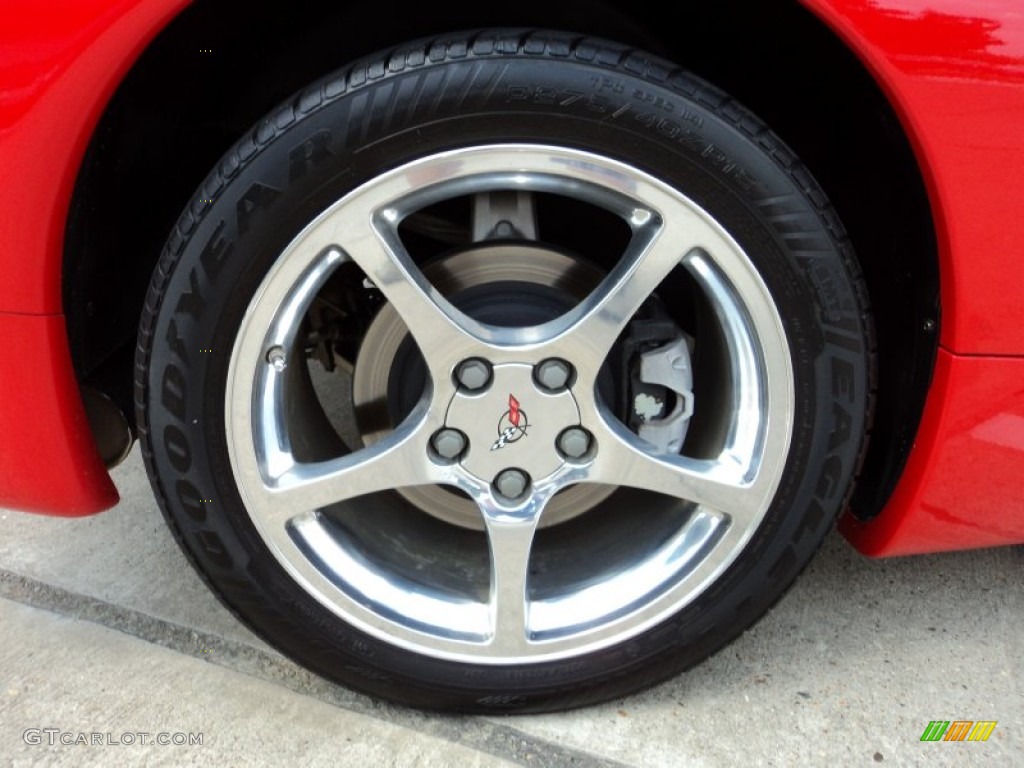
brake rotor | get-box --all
[352,244,617,529]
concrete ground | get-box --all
[0,448,1020,767]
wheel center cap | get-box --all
[445,363,579,482]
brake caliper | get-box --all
[621,312,695,454]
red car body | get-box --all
[1,0,1022,556]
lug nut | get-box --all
[455,358,492,391]
[557,427,592,459]
[266,346,287,372]
[493,468,530,500]
[535,358,573,391]
[431,428,467,460]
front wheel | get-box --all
[137,30,872,711]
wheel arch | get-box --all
[63,0,939,521]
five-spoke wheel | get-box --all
[225,145,793,661]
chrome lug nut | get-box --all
[431,428,467,460]
[493,468,530,500]
[557,426,592,459]
[535,358,573,391]
[266,346,287,372]
[455,358,492,391]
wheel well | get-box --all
[64,0,938,518]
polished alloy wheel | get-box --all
[225,145,794,662]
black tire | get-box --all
[137,29,873,712]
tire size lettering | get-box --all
[590,76,625,93]
[505,85,629,116]
[633,113,755,190]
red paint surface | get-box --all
[841,349,1024,555]
[0,0,188,314]
[0,1,187,514]
[802,0,1024,356]
[801,0,1024,553]
[0,313,118,515]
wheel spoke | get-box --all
[259,407,446,522]
[476,491,551,654]
[552,210,707,377]
[587,417,765,527]
[339,210,481,379]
